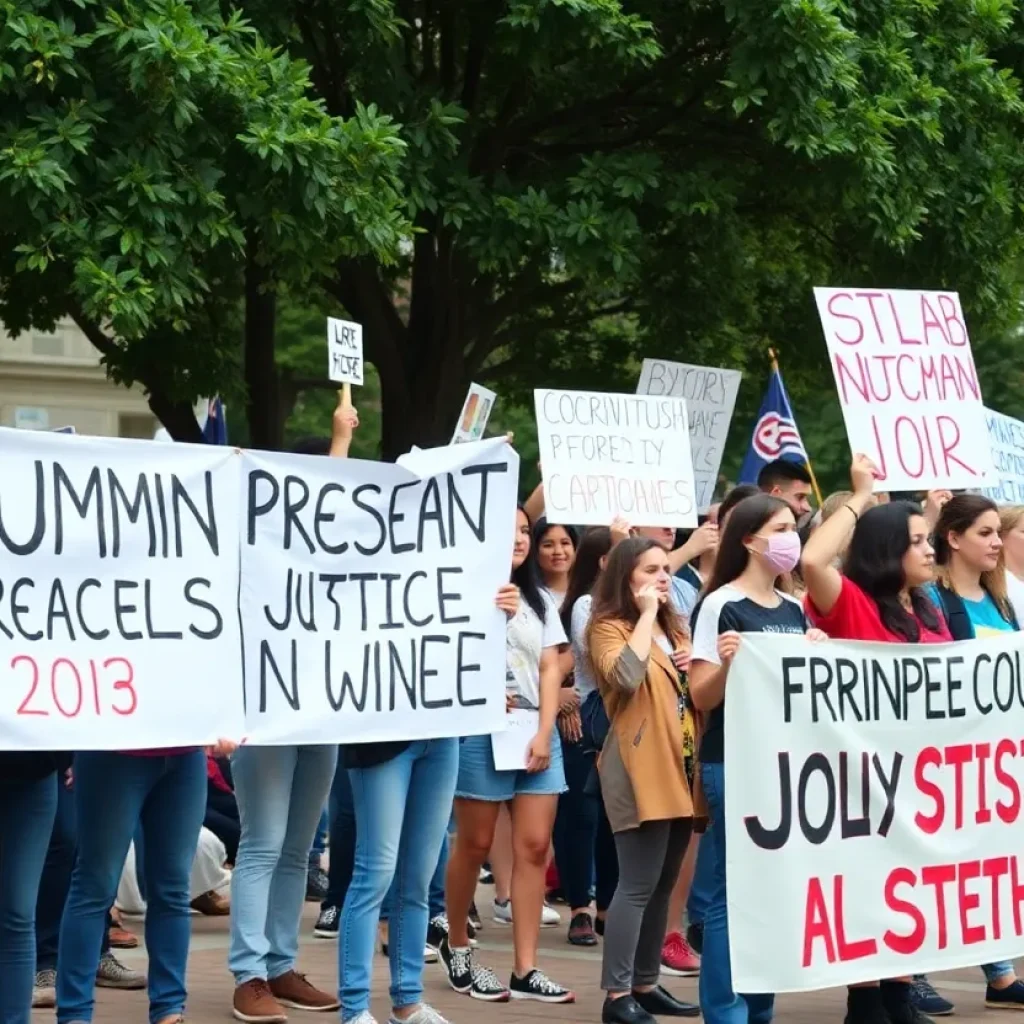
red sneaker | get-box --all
[661,930,700,976]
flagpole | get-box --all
[769,348,823,507]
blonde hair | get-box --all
[999,505,1024,536]
[821,490,854,522]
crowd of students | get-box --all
[3,401,1024,1024]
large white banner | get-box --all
[636,359,742,512]
[980,407,1024,506]
[534,388,698,528]
[814,287,993,491]
[0,428,244,749]
[726,632,1024,992]
[239,438,518,744]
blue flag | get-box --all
[202,396,228,445]
[738,367,809,484]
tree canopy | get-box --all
[4,1,1024,466]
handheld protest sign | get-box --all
[327,318,364,386]
[452,383,497,444]
[636,358,741,511]
[534,388,698,528]
[814,288,993,491]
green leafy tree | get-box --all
[242,0,1024,460]
[0,0,408,441]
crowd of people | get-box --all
[3,400,1024,1024]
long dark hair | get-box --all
[512,505,548,621]
[934,494,1012,621]
[844,501,940,641]
[561,527,612,634]
[588,537,685,642]
[704,495,791,596]
[718,484,760,527]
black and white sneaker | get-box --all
[509,969,575,1004]
[314,905,340,938]
[438,936,509,1001]
[428,913,477,951]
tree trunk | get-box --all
[244,231,282,451]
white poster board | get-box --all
[726,632,1024,992]
[327,317,364,385]
[980,407,1024,505]
[239,438,518,744]
[636,359,742,511]
[0,428,244,750]
[452,383,497,444]
[534,389,698,528]
[814,288,993,490]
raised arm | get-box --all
[800,454,875,616]
[329,390,359,458]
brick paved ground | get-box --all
[45,893,1005,1024]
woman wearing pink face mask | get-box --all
[688,495,817,1024]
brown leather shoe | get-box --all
[107,925,138,949]
[190,890,230,916]
[232,979,287,1023]
[269,971,339,1012]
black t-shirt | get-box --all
[690,585,807,763]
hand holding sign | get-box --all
[333,388,359,438]
[327,318,364,386]
[851,453,880,496]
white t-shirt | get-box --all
[506,590,567,710]
[569,594,597,700]
[671,576,698,619]
[1007,572,1024,626]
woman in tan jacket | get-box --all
[588,537,700,1024]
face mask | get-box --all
[759,531,802,574]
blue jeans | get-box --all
[229,744,338,984]
[309,808,329,869]
[0,773,59,1024]
[57,751,206,1024]
[554,734,598,909]
[686,820,716,927]
[699,761,774,1024]
[382,833,448,922]
[340,739,458,1018]
[984,962,1015,983]
[324,754,355,911]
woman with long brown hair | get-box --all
[588,537,700,1024]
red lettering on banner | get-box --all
[976,742,992,824]
[945,743,972,829]
[888,292,923,346]
[958,860,986,945]
[1011,857,1024,937]
[11,655,137,718]
[884,866,926,955]
[914,746,944,834]
[801,874,876,966]
[920,295,948,346]
[922,863,957,949]
[937,294,968,346]
[996,738,1022,823]
[985,857,1010,939]
[802,876,836,967]
[827,292,864,345]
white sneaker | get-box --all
[491,898,560,927]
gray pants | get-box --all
[601,818,692,992]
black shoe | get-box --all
[602,995,656,1024]
[910,976,954,1016]
[882,980,935,1024]
[313,905,339,938]
[509,969,574,1003]
[685,920,703,956]
[305,866,328,902]
[568,911,598,946]
[438,935,508,1001]
[633,986,701,1018]
[846,985,895,1024]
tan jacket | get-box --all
[589,618,704,833]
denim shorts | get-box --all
[455,732,566,801]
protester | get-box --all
[1,749,64,1024]
[554,526,618,947]
[999,505,1024,618]
[441,505,574,1004]
[756,459,814,517]
[228,406,360,1023]
[912,494,1024,1014]
[588,536,702,1024]
[689,493,816,1024]
[56,742,222,1024]
[534,520,577,603]
[801,454,947,1024]
[204,754,240,866]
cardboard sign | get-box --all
[452,383,497,444]
[327,317,364,386]
[814,288,993,490]
[980,407,1024,505]
[239,438,518,744]
[0,429,244,750]
[534,388,698,528]
[726,632,1024,992]
[636,359,742,511]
